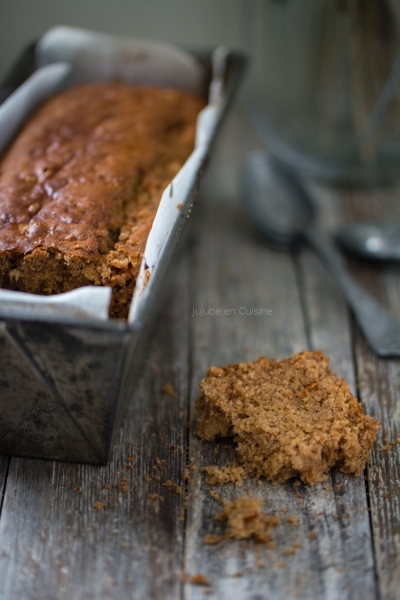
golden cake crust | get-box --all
[195,350,380,485]
[0,83,204,318]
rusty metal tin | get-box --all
[0,29,246,464]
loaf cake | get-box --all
[0,83,205,318]
[196,350,380,485]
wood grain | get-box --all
[181,109,378,600]
[0,456,9,514]
[340,186,400,600]
[0,254,190,600]
[299,183,377,599]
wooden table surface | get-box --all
[0,105,399,600]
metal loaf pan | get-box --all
[0,27,246,464]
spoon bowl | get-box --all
[335,222,400,261]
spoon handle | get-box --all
[305,228,400,357]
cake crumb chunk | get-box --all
[196,351,380,485]
[201,464,247,487]
[216,497,278,543]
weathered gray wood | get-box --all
[0,456,9,513]
[0,254,190,600]
[182,108,377,600]
[340,186,400,600]
[298,182,377,599]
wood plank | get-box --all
[182,107,377,599]
[0,253,190,600]
[298,182,377,599]
[0,456,9,513]
[340,185,400,600]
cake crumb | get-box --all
[287,515,299,527]
[163,383,176,397]
[73,486,82,493]
[162,480,175,489]
[195,351,380,485]
[94,501,106,510]
[335,483,342,490]
[209,490,221,501]
[150,493,164,501]
[155,458,165,470]
[283,546,296,556]
[379,438,399,451]
[216,497,278,543]
[120,478,129,493]
[307,532,316,539]
[201,465,247,487]
[275,561,285,569]
[190,574,209,586]
[204,534,223,545]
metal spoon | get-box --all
[335,222,400,261]
[240,150,400,358]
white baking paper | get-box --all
[0,287,111,320]
[36,26,205,95]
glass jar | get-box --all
[243,0,400,184]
